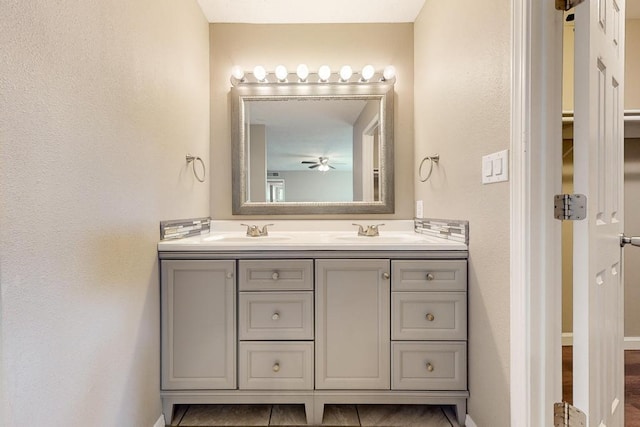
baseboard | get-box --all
[465,414,478,427]
[153,414,166,427]
[561,333,640,350]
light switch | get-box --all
[482,149,509,184]
[483,158,493,178]
[493,158,503,175]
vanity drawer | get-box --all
[239,341,314,390]
[239,292,314,340]
[239,260,313,291]
[391,260,467,292]
[392,342,467,390]
[392,292,467,340]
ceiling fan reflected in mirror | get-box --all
[301,156,335,171]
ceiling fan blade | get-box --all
[301,161,318,164]
[329,165,336,169]
[308,164,320,169]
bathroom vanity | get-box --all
[158,221,468,425]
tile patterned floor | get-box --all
[169,404,458,426]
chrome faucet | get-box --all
[241,224,274,237]
[352,223,385,237]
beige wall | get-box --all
[209,23,414,219]
[0,1,209,425]
[414,1,511,426]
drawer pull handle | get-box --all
[426,313,435,322]
[272,312,280,321]
[272,363,280,372]
[272,272,280,280]
[382,272,390,280]
[426,363,434,372]
[426,273,435,281]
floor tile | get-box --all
[270,405,308,426]
[357,404,451,427]
[321,405,360,426]
[179,404,271,426]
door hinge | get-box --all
[555,0,586,11]
[554,194,587,221]
[554,402,586,427]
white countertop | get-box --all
[158,220,467,252]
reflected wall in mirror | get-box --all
[231,81,394,215]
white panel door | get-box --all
[573,0,625,425]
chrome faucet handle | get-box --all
[260,224,274,236]
[352,223,366,235]
[366,223,385,236]
[240,223,260,237]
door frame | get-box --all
[510,0,564,425]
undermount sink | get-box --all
[333,234,426,243]
[203,234,293,243]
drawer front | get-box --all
[392,292,467,340]
[392,260,467,292]
[239,260,313,291]
[239,292,314,340]
[392,342,467,390]
[239,342,314,390]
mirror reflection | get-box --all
[245,99,381,203]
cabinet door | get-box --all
[161,260,235,389]
[315,259,390,389]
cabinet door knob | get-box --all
[226,272,234,279]
[272,272,279,280]
[382,272,390,280]
[426,313,435,322]
[426,363,434,372]
[272,363,280,372]
[426,273,434,281]
[272,312,280,321]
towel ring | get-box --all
[418,154,439,182]
[186,154,206,183]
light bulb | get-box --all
[296,64,309,81]
[383,65,396,81]
[275,65,288,82]
[361,65,375,81]
[253,65,267,82]
[319,164,329,172]
[339,65,353,82]
[231,66,245,81]
[318,65,331,82]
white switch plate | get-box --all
[482,149,509,184]
[416,200,424,218]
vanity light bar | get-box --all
[230,64,396,86]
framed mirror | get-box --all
[231,80,394,215]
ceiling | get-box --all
[197,0,640,23]
[196,0,427,23]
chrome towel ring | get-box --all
[418,154,439,182]
[186,154,206,183]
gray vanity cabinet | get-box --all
[161,260,236,390]
[315,259,391,389]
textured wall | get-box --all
[0,1,210,425]
[414,1,511,426]
[209,23,414,219]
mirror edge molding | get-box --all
[231,81,395,215]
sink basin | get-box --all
[203,234,293,243]
[333,234,426,243]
